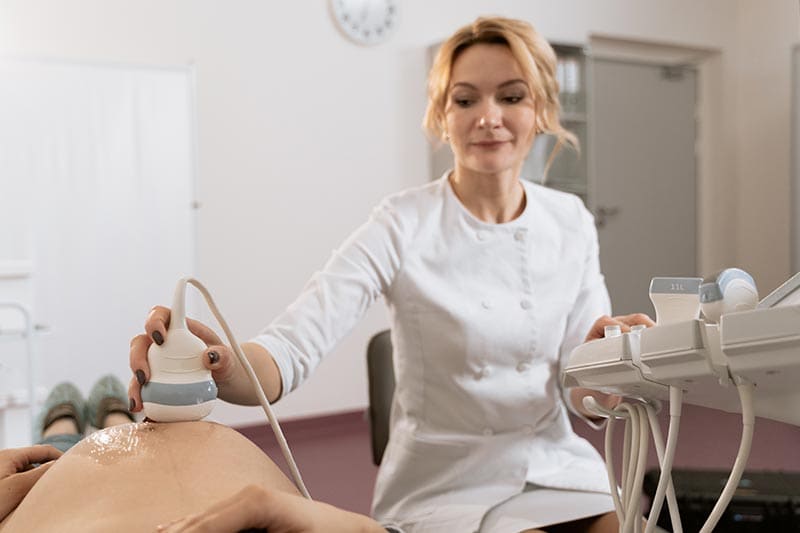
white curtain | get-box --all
[0,59,196,445]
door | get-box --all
[591,58,697,316]
[0,60,197,446]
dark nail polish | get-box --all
[135,369,146,385]
[130,398,136,411]
[208,351,220,365]
[152,330,164,346]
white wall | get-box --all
[0,0,795,426]
[734,0,797,291]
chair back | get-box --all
[366,329,395,466]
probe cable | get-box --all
[619,402,649,533]
[644,386,683,533]
[584,396,683,533]
[643,400,682,533]
[184,278,311,499]
[698,379,755,533]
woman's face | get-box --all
[444,43,538,178]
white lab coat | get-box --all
[252,175,612,532]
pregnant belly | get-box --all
[0,421,298,533]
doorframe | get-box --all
[792,45,800,274]
[587,35,727,278]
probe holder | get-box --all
[563,331,669,401]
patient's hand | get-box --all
[0,445,62,521]
[156,485,385,533]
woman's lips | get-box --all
[472,140,510,148]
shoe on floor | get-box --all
[86,374,135,428]
[35,381,86,442]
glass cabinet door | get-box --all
[522,44,588,204]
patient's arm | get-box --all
[0,421,381,533]
[158,484,384,533]
[0,446,61,522]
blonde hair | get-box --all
[423,16,578,176]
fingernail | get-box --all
[208,351,220,365]
[135,369,146,385]
[130,398,136,411]
[152,330,164,345]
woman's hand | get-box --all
[128,306,235,413]
[155,485,385,533]
[128,306,283,412]
[570,387,624,417]
[583,313,655,343]
[0,445,62,521]
[571,313,656,419]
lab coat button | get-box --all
[522,425,533,435]
[516,362,530,373]
[481,300,492,310]
[514,229,526,242]
[520,300,532,310]
[475,365,491,380]
[476,230,487,241]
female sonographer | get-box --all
[128,16,652,533]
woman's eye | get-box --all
[454,98,475,108]
[501,94,524,104]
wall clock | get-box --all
[330,0,399,46]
